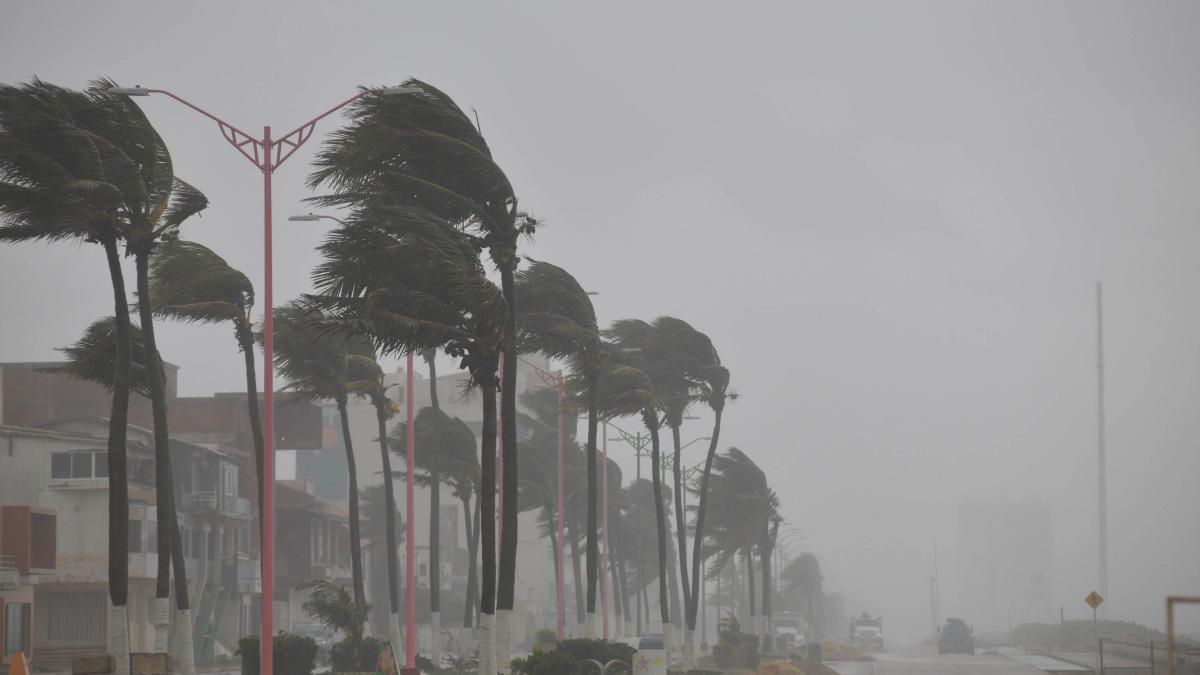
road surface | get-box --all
[827,650,1047,675]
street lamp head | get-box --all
[378,85,423,96]
[287,214,322,222]
[107,86,150,97]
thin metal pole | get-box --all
[260,125,274,675]
[405,352,417,669]
[1097,282,1109,613]
[601,422,610,640]
[556,375,565,640]
[635,435,643,636]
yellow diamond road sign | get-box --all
[1086,591,1104,609]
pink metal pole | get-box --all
[601,422,610,640]
[260,125,275,675]
[556,374,565,640]
[404,352,417,671]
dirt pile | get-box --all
[818,641,873,661]
[751,660,841,675]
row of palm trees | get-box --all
[0,76,795,673]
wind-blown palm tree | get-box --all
[149,239,264,541]
[687,351,730,642]
[515,259,607,634]
[350,350,404,650]
[309,81,536,670]
[391,403,479,661]
[269,301,376,612]
[0,78,202,673]
[701,447,780,648]
[359,483,403,638]
[781,554,823,641]
[606,318,712,655]
[305,203,506,672]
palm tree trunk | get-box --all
[744,548,756,621]
[337,399,366,609]
[135,251,191,669]
[611,506,631,629]
[461,494,478,629]
[235,323,265,548]
[568,524,586,629]
[760,524,776,652]
[688,406,722,632]
[424,350,442,662]
[498,269,519,673]
[478,369,499,675]
[102,238,131,675]
[670,422,692,657]
[374,404,401,651]
[644,408,671,644]
[584,378,600,635]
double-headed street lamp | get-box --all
[111,84,418,675]
[606,419,709,637]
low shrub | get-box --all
[236,633,319,675]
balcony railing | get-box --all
[0,554,17,590]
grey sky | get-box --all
[2,1,1199,642]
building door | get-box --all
[3,601,31,661]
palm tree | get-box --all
[781,553,822,642]
[350,351,404,651]
[688,354,730,642]
[309,81,536,669]
[391,404,479,661]
[701,447,780,649]
[297,579,370,669]
[270,301,376,611]
[359,484,403,637]
[305,203,506,672]
[0,78,202,673]
[149,240,264,539]
[605,318,709,654]
[515,260,607,635]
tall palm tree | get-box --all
[269,301,376,611]
[148,240,264,541]
[606,318,712,655]
[359,483,403,637]
[391,404,479,661]
[0,82,136,670]
[515,259,607,635]
[0,78,203,673]
[688,355,730,641]
[701,447,780,648]
[306,203,506,672]
[309,81,536,670]
[351,351,404,651]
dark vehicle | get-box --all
[938,618,975,655]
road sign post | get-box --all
[1086,591,1104,673]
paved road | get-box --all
[827,650,1047,675]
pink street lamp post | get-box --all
[110,84,417,675]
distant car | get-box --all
[938,618,975,655]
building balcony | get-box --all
[0,506,56,575]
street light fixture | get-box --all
[109,82,422,675]
[287,212,346,225]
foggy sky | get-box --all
[2,1,1199,642]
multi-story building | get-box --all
[0,361,322,668]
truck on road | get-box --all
[850,613,885,652]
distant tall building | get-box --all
[955,502,1054,632]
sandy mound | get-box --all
[819,641,873,661]
[752,660,841,675]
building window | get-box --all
[49,450,107,480]
[4,602,31,660]
[45,592,104,642]
[147,521,158,555]
[222,464,238,497]
[128,520,142,554]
